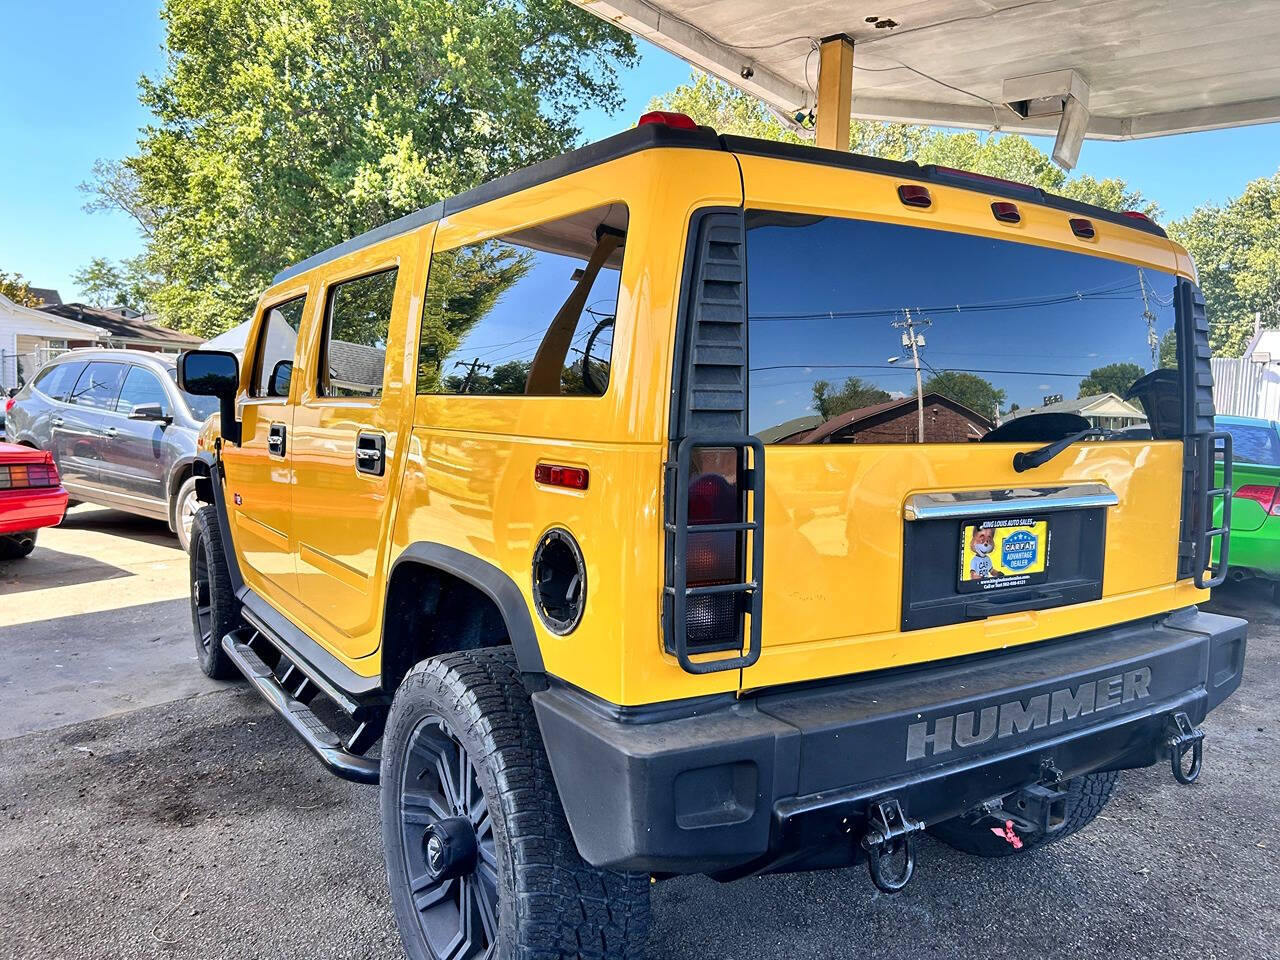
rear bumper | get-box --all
[0,486,68,535]
[1223,525,1280,578]
[533,608,1246,875]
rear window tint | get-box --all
[744,212,1178,444]
[1222,422,1280,465]
[68,361,127,411]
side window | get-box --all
[319,269,397,399]
[251,295,306,397]
[116,367,171,417]
[418,203,627,397]
[68,362,127,411]
[32,361,85,402]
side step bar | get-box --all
[222,629,381,785]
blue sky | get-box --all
[2,0,1279,304]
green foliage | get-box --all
[72,256,154,313]
[922,370,1005,419]
[1168,171,1280,357]
[0,271,44,307]
[647,73,925,159]
[652,71,1158,216]
[93,0,636,338]
[811,377,891,420]
[1077,362,1146,398]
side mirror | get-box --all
[178,349,241,445]
[269,360,293,398]
[128,402,171,423]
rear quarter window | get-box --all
[31,361,86,402]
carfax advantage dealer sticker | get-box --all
[958,517,1050,592]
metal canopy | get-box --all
[573,0,1280,141]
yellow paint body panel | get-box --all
[215,141,1204,707]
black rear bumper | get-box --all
[532,608,1246,875]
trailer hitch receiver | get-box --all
[1166,711,1204,785]
[861,797,924,893]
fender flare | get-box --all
[388,542,544,677]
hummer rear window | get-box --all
[417,204,628,397]
[745,211,1180,445]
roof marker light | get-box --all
[897,184,932,209]
[991,201,1021,224]
[1122,210,1156,225]
[637,111,698,130]
[1070,218,1097,239]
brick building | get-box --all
[780,393,993,444]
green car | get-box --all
[1216,415,1280,597]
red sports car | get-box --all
[0,442,68,560]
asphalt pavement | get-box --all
[1,508,1277,959]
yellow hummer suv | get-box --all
[180,112,1246,960]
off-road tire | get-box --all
[188,504,241,681]
[381,647,651,960]
[0,530,37,560]
[172,476,200,553]
[928,771,1118,858]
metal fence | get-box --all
[0,347,68,393]
[1211,357,1280,420]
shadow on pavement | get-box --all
[0,546,135,595]
[58,504,179,548]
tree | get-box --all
[811,377,891,419]
[647,73,924,159]
[1168,172,1280,357]
[73,258,127,309]
[90,0,637,338]
[651,71,1158,215]
[922,370,1005,419]
[0,272,44,307]
[1077,362,1146,398]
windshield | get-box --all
[165,368,221,421]
[745,211,1179,445]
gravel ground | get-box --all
[0,579,1276,959]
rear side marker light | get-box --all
[991,201,1021,224]
[1233,484,1280,515]
[535,463,589,490]
[898,185,932,208]
[4,395,14,414]
[637,111,698,130]
[1070,218,1096,239]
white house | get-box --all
[0,291,107,392]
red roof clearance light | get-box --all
[1069,218,1097,239]
[991,201,1021,224]
[932,166,1033,194]
[637,111,698,130]
[535,463,589,491]
[1122,210,1157,225]
[897,184,932,209]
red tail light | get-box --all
[0,456,58,490]
[1233,484,1280,515]
[686,448,741,647]
[638,111,698,130]
[4,395,14,414]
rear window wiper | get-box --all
[1013,427,1121,472]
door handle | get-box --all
[103,426,118,438]
[355,432,386,476]
[51,416,63,427]
[267,422,287,457]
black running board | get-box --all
[222,630,381,784]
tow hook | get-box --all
[860,797,924,894]
[1166,711,1205,785]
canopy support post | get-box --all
[816,34,854,151]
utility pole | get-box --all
[454,358,490,394]
[892,309,931,443]
[1138,269,1159,368]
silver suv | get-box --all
[4,349,218,550]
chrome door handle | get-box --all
[267,422,287,457]
[355,432,386,476]
[103,426,118,438]
[51,416,63,427]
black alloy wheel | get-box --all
[398,715,499,959]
